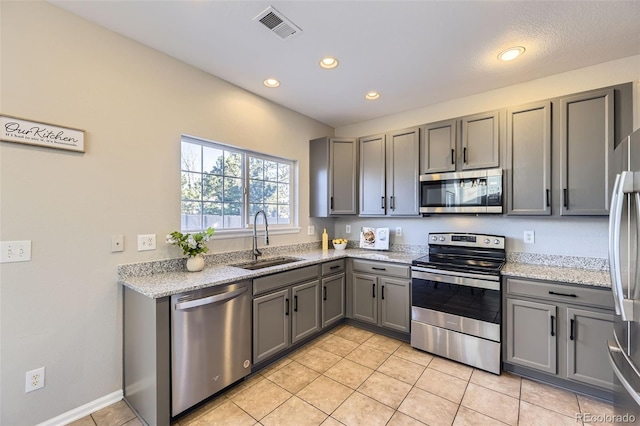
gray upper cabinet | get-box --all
[309,137,357,217]
[359,134,386,216]
[461,110,500,170]
[559,89,614,216]
[358,127,419,216]
[506,101,552,215]
[420,119,457,174]
[387,127,420,216]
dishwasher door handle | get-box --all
[175,286,248,310]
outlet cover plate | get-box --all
[0,241,31,263]
[25,367,45,393]
[524,231,535,244]
[137,234,156,251]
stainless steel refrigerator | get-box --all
[608,127,640,424]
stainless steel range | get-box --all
[411,232,505,374]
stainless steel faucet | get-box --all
[252,209,269,261]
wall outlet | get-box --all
[111,235,124,252]
[307,225,315,236]
[0,240,31,263]
[396,227,402,237]
[524,230,535,244]
[345,225,351,234]
[137,234,156,251]
[25,367,45,393]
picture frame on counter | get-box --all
[0,115,85,153]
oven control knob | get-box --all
[439,236,445,241]
[431,236,437,241]
[484,239,490,244]
[494,239,501,245]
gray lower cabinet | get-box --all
[504,277,614,392]
[309,137,357,217]
[351,259,410,333]
[252,266,320,364]
[321,260,346,328]
[358,127,420,216]
[506,101,552,215]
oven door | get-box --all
[411,267,501,341]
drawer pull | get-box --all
[330,265,340,270]
[549,291,577,298]
[570,319,575,341]
[550,315,555,337]
[372,267,387,271]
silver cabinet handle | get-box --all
[607,340,640,406]
[175,286,247,310]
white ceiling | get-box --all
[50,0,640,128]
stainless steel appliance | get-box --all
[607,128,640,422]
[411,232,505,374]
[171,280,252,416]
[419,169,503,214]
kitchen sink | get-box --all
[230,257,303,270]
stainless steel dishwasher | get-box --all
[171,280,252,416]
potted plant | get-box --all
[166,227,214,272]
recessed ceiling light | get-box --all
[263,78,280,88]
[365,91,381,100]
[319,57,339,69]
[498,46,526,62]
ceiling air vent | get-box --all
[254,6,302,40]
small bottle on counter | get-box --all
[322,228,329,250]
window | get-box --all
[180,136,297,233]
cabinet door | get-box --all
[506,102,552,215]
[330,138,358,215]
[461,111,500,170]
[559,89,614,215]
[420,119,457,173]
[566,308,614,390]
[387,127,420,216]
[359,134,386,215]
[379,277,410,333]
[322,273,345,328]
[506,298,557,374]
[291,280,320,344]
[253,289,289,363]
[352,273,378,325]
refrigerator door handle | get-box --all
[610,173,623,316]
[612,172,636,321]
[607,339,640,406]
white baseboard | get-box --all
[37,390,123,426]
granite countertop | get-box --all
[501,262,611,288]
[119,249,416,298]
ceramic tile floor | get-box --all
[72,324,615,426]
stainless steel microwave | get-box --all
[419,169,503,214]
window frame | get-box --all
[180,135,300,237]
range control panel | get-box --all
[428,233,505,250]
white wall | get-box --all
[0,2,331,424]
[334,56,640,259]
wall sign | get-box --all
[0,115,85,153]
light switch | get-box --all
[1,241,32,263]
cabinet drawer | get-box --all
[352,259,410,278]
[506,277,613,310]
[253,265,319,296]
[322,260,345,276]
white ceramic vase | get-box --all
[186,254,205,272]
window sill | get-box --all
[210,227,302,240]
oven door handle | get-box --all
[411,267,500,291]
